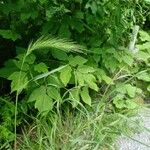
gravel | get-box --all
[117,108,150,150]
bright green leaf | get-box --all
[69,56,87,66]
[60,65,72,86]
[136,72,150,82]
[125,84,136,98]
[34,62,49,73]
[84,74,99,91]
[80,87,91,106]
[77,65,95,73]
[47,86,61,101]
[8,72,28,92]
[69,88,80,107]
[28,86,53,113]
[125,100,137,109]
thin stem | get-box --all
[14,53,27,150]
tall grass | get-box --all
[16,100,142,150]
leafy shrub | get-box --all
[0,0,150,149]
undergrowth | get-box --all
[0,0,150,149]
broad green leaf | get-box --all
[116,84,126,94]
[69,55,87,66]
[136,72,150,82]
[51,49,68,61]
[96,69,113,84]
[137,42,150,50]
[139,30,150,42]
[35,94,52,114]
[8,72,28,92]
[84,74,98,91]
[28,86,53,113]
[34,62,49,73]
[125,84,136,98]
[0,29,21,41]
[47,75,63,87]
[125,100,137,109]
[80,87,91,106]
[0,67,17,79]
[75,71,84,86]
[69,88,80,107]
[77,65,95,73]
[102,75,113,85]
[47,86,61,101]
[60,65,72,86]
[113,95,125,109]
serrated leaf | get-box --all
[125,84,136,98]
[113,95,125,109]
[77,65,95,73]
[69,55,87,66]
[47,86,61,101]
[8,72,28,92]
[96,69,113,84]
[60,65,72,86]
[75,71,84,86]
[28,86,53,113]
[34,62,48,73]
[80,87,91,106]
[125,100,137,109]
[136,72,150,82]
[84,74,98,91]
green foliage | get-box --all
[0,0,150,148]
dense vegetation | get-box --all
[0,0,150,149]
